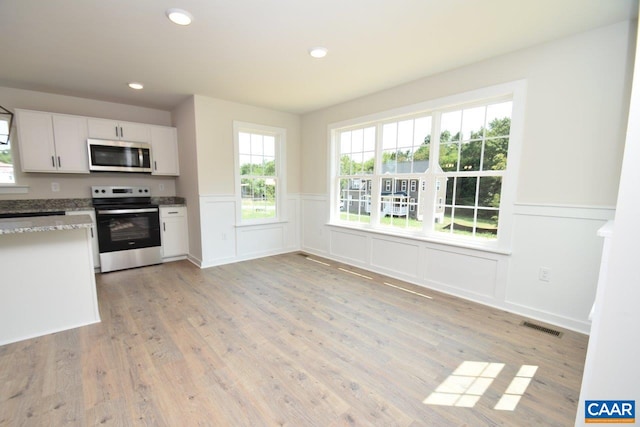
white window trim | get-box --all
[328,80,526,253]
[233,121,286,225]
[0,185,29,194]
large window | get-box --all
[234,122,285,223]
[331,82,523,249]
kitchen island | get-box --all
[0,214,100,345]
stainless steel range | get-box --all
[92,185,162,273]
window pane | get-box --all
[397,120,413,148]
[382,123,397,150]
[263,136,275,156]
[379,177,423,231]
[363,127,376,151]
[478,177,502,208]
[251,155,263,173]
[239,132,251,154]
[451,207,475,236]
[441,110,461,142]
[352,152,364,174]
[363,151,375,174]
[460,140,482,172]
[477,209,499,239]
[483,137,509,171]
[340,154,352,175]
[340,178,371,225]
[382,150,397,174]
[413,117,431,170]
[264,157,275,176]
[461,106,485,140]
[440,142,459,172]
[455,177,477,207]
[241,178,276,220]
[250,134,263,155]
[352,128,364,153]
[340,132,352,155]
[486,102,512,135]
[445,177,455,205]
[239,154,251,175]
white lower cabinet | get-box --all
[66,210,100,268]
[160,206,188,259]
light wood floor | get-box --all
[0,253,588,426]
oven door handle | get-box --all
[97,208,159,214]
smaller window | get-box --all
[385,180,391,192]
[410,180,417,193]
[234,122,285,223]
[401,180,407,192]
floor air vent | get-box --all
[521,321,563,338]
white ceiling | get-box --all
[0,0,637,114]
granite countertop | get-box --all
[0,214,93,235]
[0,197,186,215]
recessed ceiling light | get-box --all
[128,82,144,90]
[309,47,328,59]
[166,8,193,26]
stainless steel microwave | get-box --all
[87,139,152,173]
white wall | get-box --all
[576,17,640,425]
[177,95,302,267]
[299,21,634,333]
[0,86,177,200]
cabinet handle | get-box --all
[163,222,166,232]
[51,156,55,167]
[57,156,61,168]
[168,211,179,214]
[115,126,119,137]
[90,228,94,238]
[154,161,157,171]
[120,126,124,138]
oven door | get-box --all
[95,207,161,253]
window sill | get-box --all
[0,185,29,194]
[327,222,512,255]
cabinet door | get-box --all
[150,126,179,176]
[119,121,150,143]
[161,207,189,258]
[66,210,100,268]
[87,118,120,140]
[52,114,89,173]
[16,110,57,172]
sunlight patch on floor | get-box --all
[424,361,538,411]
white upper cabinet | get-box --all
[149,125,179,176]
[16,109,89,173]
[51,114,90,173]
[87,118,150,142]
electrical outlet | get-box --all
[51,182,60,192]
[539,267,551,283]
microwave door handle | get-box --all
[138,148,144,167]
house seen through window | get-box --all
[333,83,521,246]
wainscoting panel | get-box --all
[200,197,237,267]
[423,248,498,298]
[200,194,301,268]
[370,237,420,279]
[300,195,329,255]
[237,224,284,257]
[329,228,368,265]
